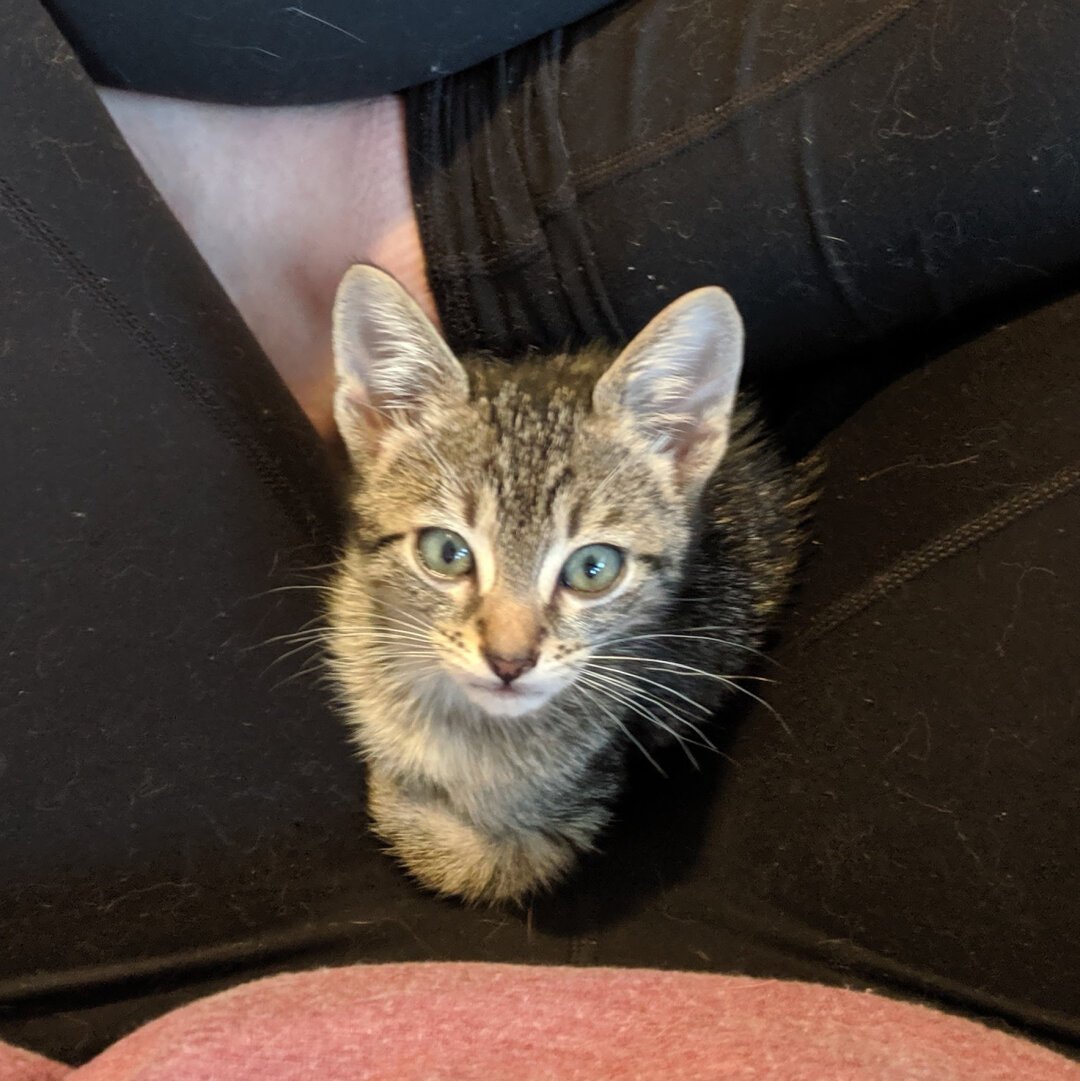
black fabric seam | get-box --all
[800,461,1080,647]
[426,0,925,280]
[0,919,359,1006]
[571,0,924,197]
[712,895,1080,1053]
[0,175,332,549]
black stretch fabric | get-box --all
[3,0,1080,1067]
[406,0,1080,442]
[41,0,616,104]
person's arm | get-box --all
[44,0,618,105]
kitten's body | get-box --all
[327,270,808,904]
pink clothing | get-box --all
[2,963,1077,1081]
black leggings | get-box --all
[3,0,1080,1064]
[405,0,1080,446]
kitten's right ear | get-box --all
[332,265,468,460]
[593,286,744,497]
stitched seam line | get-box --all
[713,896,1080,1047]
[0,176,329,547]
[0,919,356,1004]
[572,0,922,196]
[802,462,1080,646]
[433,0,924,279]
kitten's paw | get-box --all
[367,773,589,904]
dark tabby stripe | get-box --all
[360,532,405,554]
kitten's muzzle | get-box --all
[482,649,538,685]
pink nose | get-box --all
[483,651,537,685]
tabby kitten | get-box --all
[327,266,805,904]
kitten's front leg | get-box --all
[366,767,607,904]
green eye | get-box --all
[560,544,624,595]
[417,528,474,578]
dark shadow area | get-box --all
[764,264,1080,458]
[530,701,748,937]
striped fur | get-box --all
[327,268,808,904]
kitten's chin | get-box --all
[457,679,555,719]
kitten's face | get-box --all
[352,376,691,718]
[331,267,744,722]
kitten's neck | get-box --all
[355,672,603,792]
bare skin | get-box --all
[99,89,437,441]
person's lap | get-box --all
[2,0,1079,1065]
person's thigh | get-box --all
[0,4,623,1063]
[527,283,1080,1054]
[0,0,362,1061]
[6,0,1080,1064]
[408,0,1080,408]
[707,289,1080,1049]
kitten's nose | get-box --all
[483,650,537,685]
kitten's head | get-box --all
[331,267,743,721]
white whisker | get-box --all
[574,682,667,777]
[577,672,700,768]
[590,655,775,686]
[581,665,715,747]
[596,628,774,663]
[585,661,714,716]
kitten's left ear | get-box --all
[593,286,745,495]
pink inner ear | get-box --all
[671,421,705,462]
[337,381,393,455]
[663,413,732,494]
[673,420,713,466]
